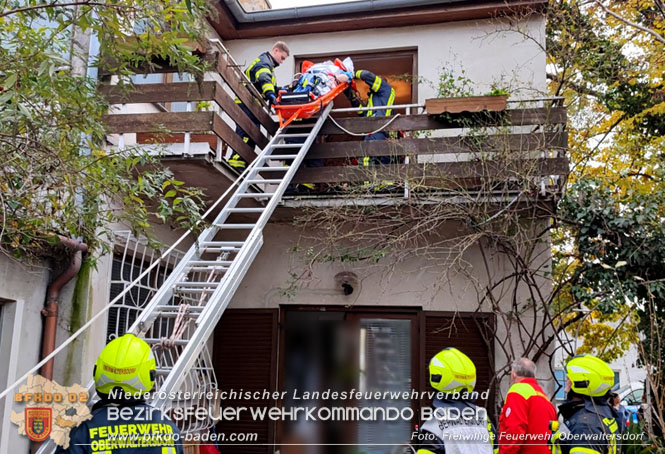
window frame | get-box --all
[293,47,419,105]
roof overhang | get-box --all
[211,0,547,40]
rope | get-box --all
[328,113,402,137]
[473,190,525,227]
[159,304,191,349]
[0,128,277,402]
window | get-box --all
[131,73,166,84]
[294,48,417,111]
[554,369,566,400]
[280,309,417,454]
[358,318,412,454]
[624,389,644,406]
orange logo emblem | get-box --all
[25,408,52,442]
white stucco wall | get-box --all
[227,221,554,400]
[0,256,51,452]
[224,15,546,101]
[220,13,551,401]
[0,218,194,452]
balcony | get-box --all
[100,49,568,212]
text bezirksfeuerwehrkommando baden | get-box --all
[109,388,491,402]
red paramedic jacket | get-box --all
[498,378,557,454]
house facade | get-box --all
[0,1,568,453]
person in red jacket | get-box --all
[499,358,557,454]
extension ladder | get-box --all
[36,103,333,453]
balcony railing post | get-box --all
[118,103,126,149]
[184,102,192,156]
[216,137,223,162]
[404,106,411,199]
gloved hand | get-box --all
[267,93,277,107]
[344,86,361,108]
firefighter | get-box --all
[344,70,398,188]
[56,334,182,453]
[557,354,621,454]
[498,357,557,454]
[345,69,396,142]
[416,347,498,454]
[228,41,290,170]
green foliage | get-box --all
[557,175,665,407]
[0,0,210,259]
[548,0,665,433]
[436,69,474,98]
[435,67,510,98]
[559,177,665,313]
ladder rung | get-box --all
[277,133,310,138]
[265,154,298,159]
[174,288,217,294]
[283,123,315,128]
[189,267,228,273]
[188,260,233,266]
[153,312,199,318]
[272,144,302,148]
[155,368,172,375]
[198,241,244,252]
[201,246,242,253]
[144,338,189,346]
[236,193,274,198]
[245,179,281,184]
[226,207,266,212]
[155,304,205,311]
[215,223,256,229]
[200,241,245,247]
[255,167,289,171]
[175,282,219,288]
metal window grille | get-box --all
[107,231,219,434]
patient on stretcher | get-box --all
[277,57,354,105]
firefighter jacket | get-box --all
[56,400,183,454]
[557,397,621,454]
[499,378,558,454]
[353,70,395,117]
[417,397,498,454]
[244,51,280,102]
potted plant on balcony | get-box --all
[424,71,509,114]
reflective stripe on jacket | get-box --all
[353,70,395,117]
[55,401,183,454]
[244,51,279,101]
[499,378,557,454]
[557,398,621,454]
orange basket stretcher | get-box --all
[273,82,349,129]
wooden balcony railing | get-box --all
[99,55,568,199]
[101,48,278,165]
[290,106,568,193]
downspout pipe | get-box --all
[40,236,89,380]
[223,0,467,23]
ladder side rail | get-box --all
[253,103,333,233]
[128,124,288,333]
[35,105,331,454]
[151,105,333,407]
[192,122,292,230]
[151,231,264,409]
